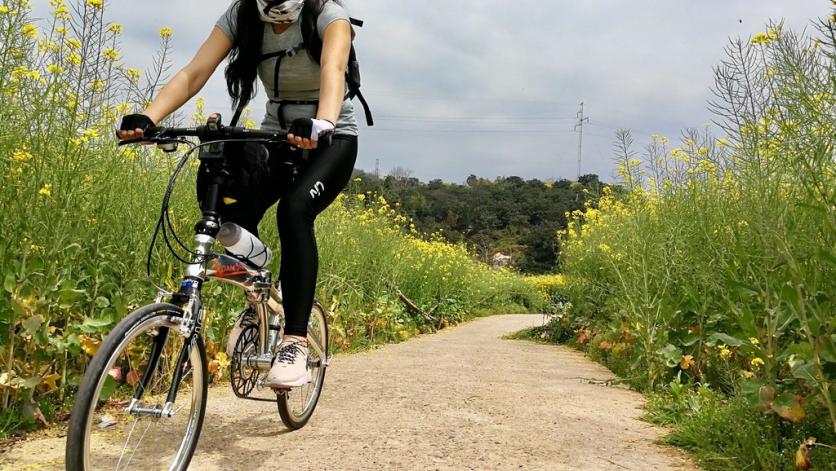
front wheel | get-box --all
[66,303,208,471]
[277,302,328,430]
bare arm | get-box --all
[288,18,351,149]
[118,26,232,140]
[316,19,351,124]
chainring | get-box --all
[230,323,260,398]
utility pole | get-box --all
[375,159,380,178]
[574,102,590,181]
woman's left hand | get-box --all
[288,118,335,150]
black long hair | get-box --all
[225,0,333,111]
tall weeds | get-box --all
[557,14,836,455]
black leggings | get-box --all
[199,135,358,336]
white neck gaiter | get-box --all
[256,0,305,24]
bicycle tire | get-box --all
[65,303,208,471]
[277,302,328,430]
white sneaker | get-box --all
[226,308,257,357]
[264,338,310,388]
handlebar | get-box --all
[117,122,288,147]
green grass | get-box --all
[656,394,836,470]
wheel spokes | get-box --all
[84,317,203,470]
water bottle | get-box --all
[216,222,273,269]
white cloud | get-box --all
[30,0,829,182]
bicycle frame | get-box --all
[129,139,287,417]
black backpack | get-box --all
[231,16,373,128]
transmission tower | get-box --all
[574,102,590,181]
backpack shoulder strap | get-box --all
[345,45,374,126]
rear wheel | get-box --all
[277,302,328,430]
[66,303,208,471]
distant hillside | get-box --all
[350,171,605,274]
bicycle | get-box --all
[65,115,330,470]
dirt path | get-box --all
[1,315,696,470]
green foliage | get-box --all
[557,17,835,431]
[350,171,602,274]
[313,192,553,350]
[660,394,836,470]
[643,375,836,470]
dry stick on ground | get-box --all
[392,286,439,327]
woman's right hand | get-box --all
[117,114,156,141]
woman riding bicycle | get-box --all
[117,0,358,389]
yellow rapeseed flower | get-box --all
[68,53,82,65]
[108,23,122,34]
[357,194,366,201]
[102,48,119,61]
[22,23,37,39]
[0,6,9,14]
[748,337,759,346]
[651,134,669,145]
[47,64,63,74]
[12,149,32,162]
[719,346,731,359]
[38,184,52,197]
[751,32,771,45]
[86,0,103,10]
[53,4,69,19]
[127,67,141,82]
[670,148,689,162]
[66,37,81,50]
[159,27,173,39]
[750,357,765,368]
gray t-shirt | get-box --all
[216,1,359,136]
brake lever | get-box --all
[117,138,152,146]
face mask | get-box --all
[256,0,305,24]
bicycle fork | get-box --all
[128,237,212,419]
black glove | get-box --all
[118,114,155,137]
[288,118,335,143]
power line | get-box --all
[365,127,578,134]
[376,114,578,123]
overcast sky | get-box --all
[33,1,829,183]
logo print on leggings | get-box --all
[309,181,325,200]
